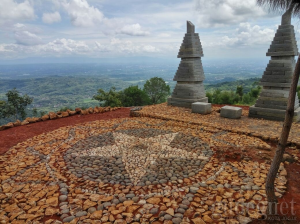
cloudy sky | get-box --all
[0,0,298,62]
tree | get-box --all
[236,85,244,98]
[0,101,13,119]
[143,77,170,104]
[220,91,233,104]
[249,86,261,98]
[257,0,300,217]
[93,87,122,107]
[0,88,33,120]
[241,94,253,104]
[121,86,150,107]
[32,108,38,117]
[206,92,213,103]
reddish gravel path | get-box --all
[0,108,131,155]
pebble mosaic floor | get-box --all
[0,117,288,224]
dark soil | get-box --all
[0,108,131,155]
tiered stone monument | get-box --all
[249,9,300,121]
[167,21,207,108]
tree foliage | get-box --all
[257,0,300,15]
[0,88,33,120]
[143,77,170,104]
[93,87,122,107]
[206,84,261,105]
[121,86,150,107]
[32,108,38,117]
[236,85,243,97]
[93,78,170,107]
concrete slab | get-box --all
[220,106,242,119]
[192,102,211,114]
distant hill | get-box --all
[0,76,131,112]
[205,77,260,93]
[0,75,261,113]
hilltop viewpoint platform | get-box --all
[1,103,300,223]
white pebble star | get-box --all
[73,132,209,185]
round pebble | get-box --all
[63,216,75,222]
[164,214,173,220]
[59,195,68,202]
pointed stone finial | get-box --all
[281,8,292,25]
[187,21,195,33]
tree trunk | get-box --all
[265,54,300,216]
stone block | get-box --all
[267,51,297,56]
[259,82,291,88]
[168,97,208,108]
[261,77,292,83]
[266,66,292,71]
[220,106,242,119]
[249,106,300,122]
[191,102,211,114]
[49,112,57,120]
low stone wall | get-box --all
[0,106,120,131]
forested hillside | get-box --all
[205,77,260,93]
[0,76,132,112]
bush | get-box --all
[59,106,73,112]
[206,83,261,106]
[93,77,170,107]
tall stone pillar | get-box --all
[249,9,300,121]
[167,21,207,108]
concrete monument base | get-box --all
[249,106,300,122]
[168,97,208,108]
[191,102,211,114]
[220,106,242,119]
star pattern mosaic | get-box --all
[66,129,213,186]
[0,117,288,224]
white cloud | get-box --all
[142,45,159,53]
[120,23,150,36]
[205,23,275,48]
[0,37,160,58]
[15,30,43,46]
[13,23,43,46]
[194,0,267,28]
[109,37,159,53]
[51,0,62,9]
[41,38,90,54]
[158,33,171,38]
[0,0,284,60]
[0,0,35,25]
[94,41,111,52]
[62,0,104,27]
[42,11,61,24]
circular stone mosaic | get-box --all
[0,117,288,224]
[64,129,213,186]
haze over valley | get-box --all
[0,58,266,115]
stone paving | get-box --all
[131,103,300,146]
[0,117,288,224]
